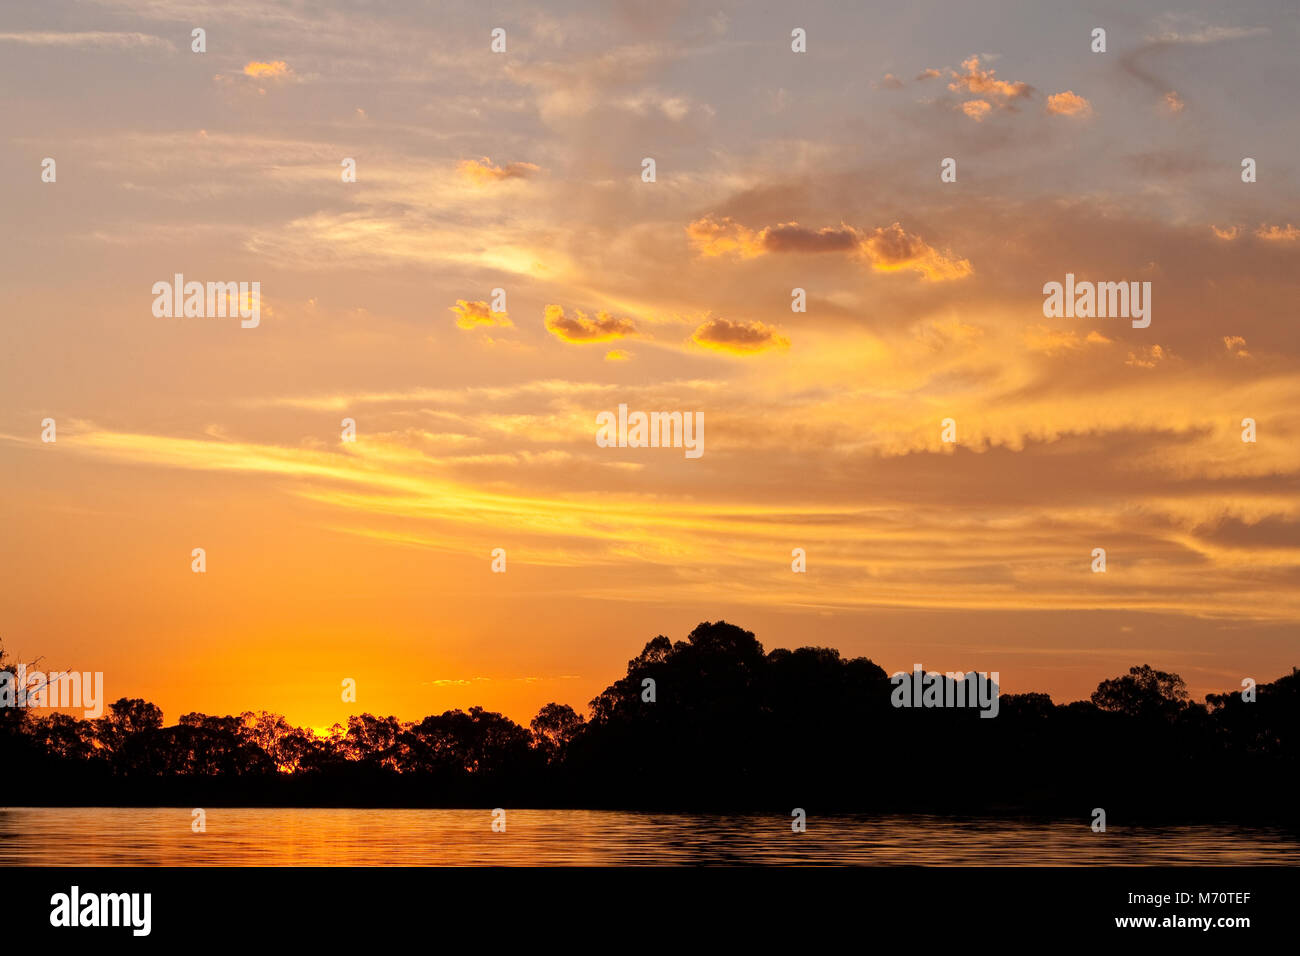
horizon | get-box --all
[4,624,1296,731]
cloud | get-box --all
[0,31,172,50]
[502,44,701,124]
[691,318,790,355]
[916,68,942,80]
[1046,91,1092,117]
[1223,336,1251,358]
[246,380,625,412]
[615,90,702,121]
[879,73,904,90]
[450,300,513,330]
[858,222,973,280]
[761,222,862,253]
[544,304,638,343]
[1121,20,1265,100]
[422,675,579,686]
[1212,225,1241,240]
[604,349,632,362]
[685,216,764,258]
[962,99,993,121]
[458,157,541,184]
[1145,24,1269,45]
[1163,91,1185,113]
[1024,327,1112,355]
[243,60,291,78]
[1255,224,1300,242]
[686,217,861,257]
[948,55,1032,101]
[687,216,970,280]
[1126,345,1171,368]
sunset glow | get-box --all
[3,1,1298,734]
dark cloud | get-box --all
[762,222,861,253]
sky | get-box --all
[2,0,1298,731]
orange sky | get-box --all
[2,1,1298,729]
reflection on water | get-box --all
[0,807,1296,866]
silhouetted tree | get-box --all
[95,698,164,774]
[1091,665,1189,719]
[531,703,585,764]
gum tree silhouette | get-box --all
[1,627,1296,821]
[530,703,585,765]
[1091,665,1190,719]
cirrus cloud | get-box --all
[0,31,172,50]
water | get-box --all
[1,808,1295,866]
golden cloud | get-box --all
[687,216,969,280]
[450,299,513,330]
[243,60,290,78]
[687,216,863,257]
[1126,344,1171,368]
[1046,91,1092,116]
[691,318,790,355]
[544,304,638,343]
[1256,223,1300,241]
[1024,326,1112,355]
[858,222,973,280]
[948,55,1032,100]
[685,216,765,258]
[1223,336,1251,358]
[962,99,993,121]
[458,157,541,184]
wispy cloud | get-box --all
[0,31,172,50]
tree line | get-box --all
[3,621,1296,820]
